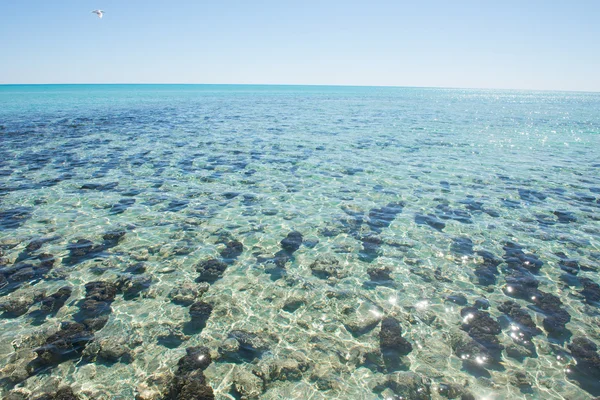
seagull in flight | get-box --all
[91,9,105,18]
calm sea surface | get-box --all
[1,85,599,399]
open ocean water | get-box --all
[0,84,599,400]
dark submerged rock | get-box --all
[73,281,117,331]
[446,294,468,306]
[503,241,543,274]
[309,255,346,280]
[504,270,540,299]
[555,252,580,275]
[531,291,572,340]
[460,308,503,355]
[367,265,393,282]
[65,239,104,265]
[359,234,383,262]
[580,278,600,306]
[117,274,152,300]
[80,182,118,191]
[473,250,502,286]
[367,202,404,233]
[498,300,541,347]
[109,198,135,214]
[518,188,546,202]
[0,207,33,229]
[166,346,215,399]
[554,210,577,223]
[451,237,473,255]
[196,259,228,283]
[184,301,213,334]
[31,322,94,371]
[415,213,445,231]
[178,346,212,373]
[379,317,412,371]
[567,337,600,396]
[40,286,72,314]
[221,330,270,363]
[373,371,431,400]
[219,240,243,260]
[102,230,127,249]
[280,231,303,253]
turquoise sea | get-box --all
[1,85,599,399]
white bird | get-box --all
[91,9,104,19]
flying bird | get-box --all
[91,10,104,19]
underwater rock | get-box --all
[460,308,503,355]
[84,337,133,363]
[0,207,33,229]
[518,188,546,202]
[102,230,127,248]
[178,346,212,373]
[166,346,214,399]
[373,371,431,400]
[31,322,94,370]
[1,291,46,317]
[221,330,271,363]
[446,294,468,306]
[282,298,305,313]
[67,239,95,257]
[184,301,213,334]
[27,386,81,400]
[39,287,72,314]
[415,213,445,231]
[510,371,532,388]
[451,328,495,370]
[65,239,103,264]
[451,237,473,255]
[436,382,472,399]
[367,202,404,232]
[117,274,152,300]
[169,282,209,306]
[253,357,307,383]
[567,337,600,396]
[280,231,303,253]
[125,263,147,275]
[435,202,473,224]
[196,259,228,284]
[109,198,136,214]
[554,210,577,223]
[367,265,393,282]
[504,270,540,299]
[505,343,535,361]
[74,281,117,331]
[80,182,118,191]
[473,250,502,286]
[580,278,600,306]
[531,291,571,338]
[498,300,542,341]
[1,257,55,293]
[474,298,490,310]
[232,366,264,398]
[555,252,580,275]
[360,234,383,261]
[309,255,346,280]
[503,241,543,274]
[379,317,412,371]
[219,240,244,260]
[343,302,383,336]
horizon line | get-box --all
[0,82,598,94]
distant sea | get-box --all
[1,85,600,399]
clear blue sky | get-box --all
[1,0,599,91]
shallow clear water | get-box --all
[1,85,599,399]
